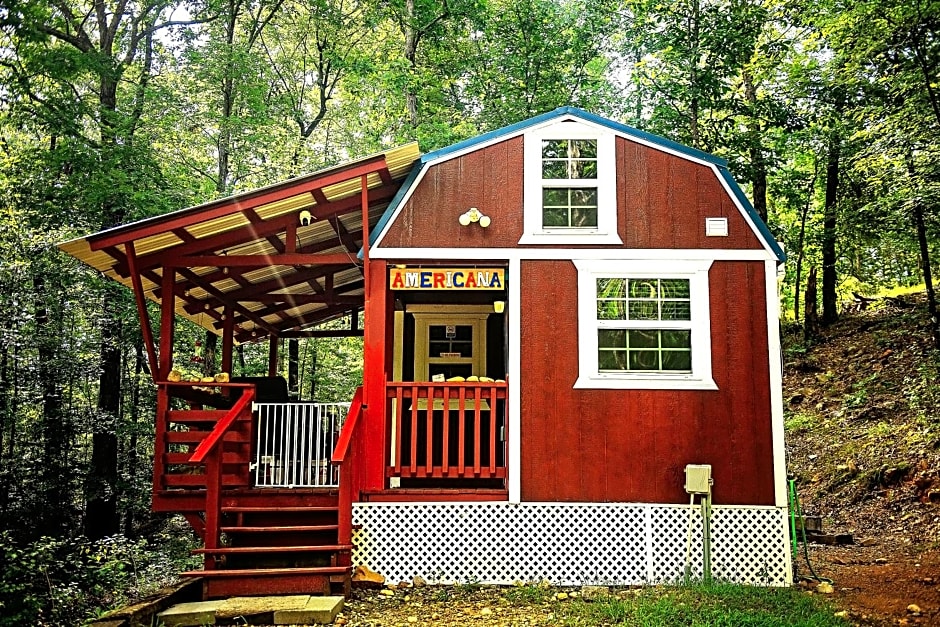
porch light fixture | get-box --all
[299,210,314,226]
[458,207,490,228]
[493,300,505,313]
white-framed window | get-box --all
[519,121,621,245]
[573,259,717,390]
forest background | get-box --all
[0,0,937,623]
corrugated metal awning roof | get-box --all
[59,143,421,343]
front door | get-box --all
[413,310,489,381]
[389,304,507,489]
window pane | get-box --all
[599,350,628,371]
[628,279,659,299]
[571,207,598,227]
[542,206,567,227]
[661,301,692,320]
[661,330,691,348]
[628,301,659,320]
[571,188,598,206]
[541,140,567,159]
[573,139,597,158]
[542,160,569,178]
[542,188,567,206]
[660,279,690,298]
[628,330,659,348]
[597,300,625,320]
[598,329,627,348]
[597,278,625,299]
[629,350,660,370]
[662,350,692,371]
[568,160,597,179]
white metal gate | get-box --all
[253,402,349,488]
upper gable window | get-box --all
[520,121,621,245]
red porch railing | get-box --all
[386,381,508,480]
[332,386,364,547]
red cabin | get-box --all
[61,108,791,598]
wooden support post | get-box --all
[221,306,234,376]
[362,259,389,492]
[159,268,176,380]
[268,335,278,377]
[125,242,160,382]
[151,385,169,506]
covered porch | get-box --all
[57,143,509,597]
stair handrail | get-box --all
[332,385,364,463]
[189,387,256,463]
[332,386,364,549]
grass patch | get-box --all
[554,583,847,626]
[785,411,819,433]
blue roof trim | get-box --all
[717,166,786,262]
[363,160,423,257]
[371,107,785,261]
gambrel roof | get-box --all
[372,107,785,262]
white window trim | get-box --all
[519,122,622,245]
[573,259,717,390]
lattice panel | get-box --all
[352,502,790,587]
[710,507,791,585]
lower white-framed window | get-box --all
[573,259,717,390]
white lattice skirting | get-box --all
[352,502,792,587]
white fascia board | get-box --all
[508,257,522,504]
[765,258,788,508]
[370,247,776,261]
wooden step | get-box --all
[182,566,350,578]
[192,544,352,555]
[220,524,339,533]
[164,452,247,465]
[221,506,338,513]
[167,409,231,423]
[165,431,250,445]
[163,474,248,488]
[183,566,350,598]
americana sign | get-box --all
[390,267,505,290]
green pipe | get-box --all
[788,479,799,561]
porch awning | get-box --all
[59,143,421,343]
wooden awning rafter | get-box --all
[59,143,421,378]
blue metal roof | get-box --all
[371,107,785,261]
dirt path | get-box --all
[804,545,940,625]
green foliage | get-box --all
[505,583,553,605]
[556,583,849,626]
[0,521,200,627]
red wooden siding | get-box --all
[380,137,764,251]
[518,260,775,505]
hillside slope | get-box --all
[784,293,940,545]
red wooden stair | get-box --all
[152,383,355,599]
[182,498,352,598]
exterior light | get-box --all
[458,207,490,228]
[299,210,313,226]
[493,300,505,313]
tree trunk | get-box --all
[913,201,940,349]
[743,69,767,221]
[793,160,819,321]
[85,285,123,539]
[804,266,819,344]
[822,133,840,325]
[403,0,419,128]
[288,339,299,400]
[35,276,72,536]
